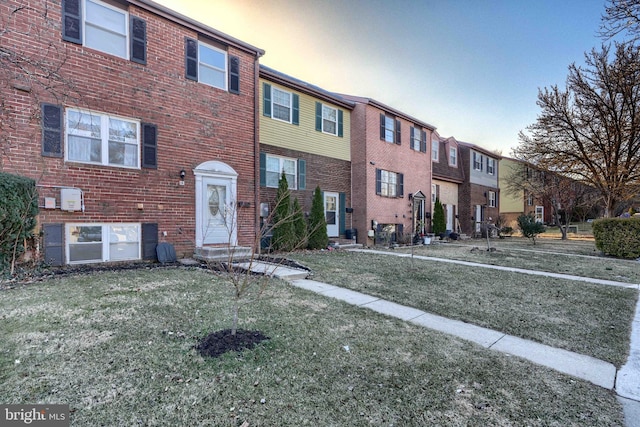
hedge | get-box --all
[592,218,640,259]
[0,172,39,270]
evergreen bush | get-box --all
[308,186,328,249]
[517,213,546,244]
[270,171,295,251]
[432,198,446,235]
[593,218,640,259]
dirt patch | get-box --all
[196,329,270,358]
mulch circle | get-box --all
[196,329,270,358]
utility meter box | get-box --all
[60,188,82,211]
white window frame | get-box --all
[527,194,534,206]
[83,0,129,60]
[488,191,496,207]
[65,108,141,169]
[411,127,421,151]
[265,154,297,189]
[383,116,395,143]
[198,41,228,90]
[487,158,495,175]
[473,152,484,171]
[432,139,439,161]
[322,104,338,135]
[449,147,457,166]
[380,170,398,197]
[66,223,141,264]
[271,87,293,123]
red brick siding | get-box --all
[1,0,259,259]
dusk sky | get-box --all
[154,0,609,155]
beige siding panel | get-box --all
[499,159,524,213]
[259,79,351,161]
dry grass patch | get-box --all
[0,268,625,426]
[291,251,637,366]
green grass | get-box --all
[0,268,625,426]
[290,251,637,367]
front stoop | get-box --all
[194,246,252,262]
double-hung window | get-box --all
[84,0,127,59]
[487,158,495,175]
[322,105,338,135]
[265,155,297,189]
[272,87,293,122]
[66,109,140,168]
[380,114,400,144]
[488,191,496,207]
[67,223,140,264]
[376,169,403,198]
[449,147,457,166]
[62,0,146,64]
[410,127,426,152]
[473,152,484,171]
[432,139,439,161]
[198,42,228,90]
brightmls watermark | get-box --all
[1,405,69,426]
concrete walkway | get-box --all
[247,249,640,426]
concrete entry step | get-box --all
[233,261,309,280]
[194,246,252,262]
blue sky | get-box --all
[154,0,608,155]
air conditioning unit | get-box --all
[60,188,82,211]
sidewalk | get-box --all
[255,250,640,426]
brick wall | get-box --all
[0,0,260,260]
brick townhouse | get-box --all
[431,135,465,235]
[0,0,263,265]
[458,142,501,236]
[259,65,354,240]
[341,95,435,245]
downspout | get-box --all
[254,52,262,253]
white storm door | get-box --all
[202,177,233,245]
[324,192,339,237]
[475,205,482,233]
[446,204,454,231]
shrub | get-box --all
[270,171,295,251]
[593,218,640,259]
[308,186,328,249]
[292,197,307,249]
[432,198,446,235]
[517,213,545,244]
[0,172,39,273]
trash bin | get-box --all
[345,228,357,240]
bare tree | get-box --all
[600,0,640,44]
[506,163,599,240]
[514,43,640,217]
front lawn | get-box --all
[290,251,638,367]
[0,268,625,426]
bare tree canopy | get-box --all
[514,43,640,217]
[600,0,640,43]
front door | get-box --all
[324,192,339,237]
[194,161,238,248]
[446,204,454,231]
[202,177,233,245]
[475,205,482,233]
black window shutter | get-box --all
[421,131,427,153]
[338,110,343,137]
[43,223,64,266]
[395,120,401,145]
[263,83,271,117]
[298,159,306,189]
[130,16,146,64]
[375,169,382,195]
[61,0,82,44]
[379,114,385,140]
[292,94,299,125]
[142,223,158,260]
[141,123,157,169]
[259,152,266,186]
[229,55,240,94]
[339,192,346,235]
[315,102,322,131]
[41,103,63,158]
[185,37,198,81]
[398,173,404,197]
